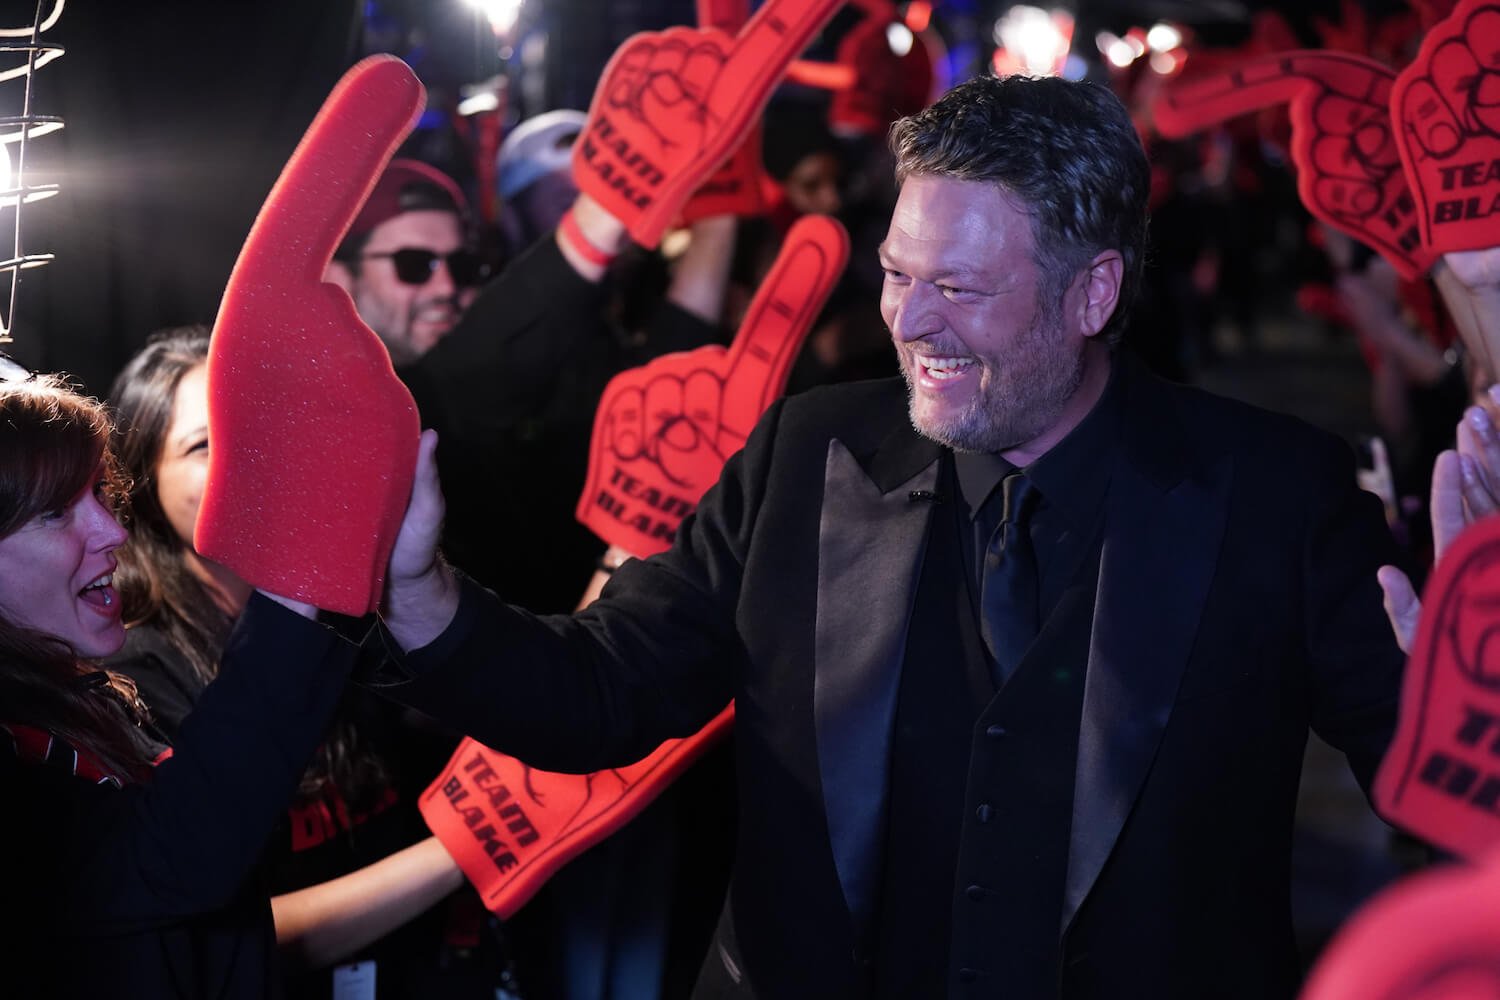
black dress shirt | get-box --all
[953,361,1124,637]
[873,361,1127,995]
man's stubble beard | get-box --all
[902,305,1083,455]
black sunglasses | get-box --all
[360,247,491,288]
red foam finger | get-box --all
[1400,80,1463,160]
[572,0,840,248]
[682,368,722,445]
[583,368,700,557]
[576,216,847,558]
[679,0,766,225]
[420,707,734,919]
[1374,516,1500,860]
[1393,0,1500,256]
[786,59,858,91]
[642,373,687,468]
[1300,849,1500,999]
[719,214,849,442]
[1153,54,1303,137]
[196,55,423,615]
[680,129,766,224]
[696,0,747,31]
[606,384,648,463]
[1156,51,1432,280]
[573,26,734,248]
[715,0,843,113]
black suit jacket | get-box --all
[373,357,1404,999]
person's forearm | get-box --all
[1436,262,1500,382]
[75,598,359,927]
[271,836,464,971]
[382,559,461,653]
[1370,315,1452,385]
[667,215,737,323]
[556,192,630,282]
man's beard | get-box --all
[902,306,1084,454]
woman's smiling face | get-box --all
[0,470,128,659]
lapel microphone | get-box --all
[908,490,946,504]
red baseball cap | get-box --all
[346,159,469,240]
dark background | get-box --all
[0,0,1409,393]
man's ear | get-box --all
[323,259,355,294]
[1070,250,1124,339]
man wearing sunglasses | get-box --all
[326,160,491,364]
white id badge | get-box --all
[333,960,376,1000]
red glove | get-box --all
[1391,0,1500,256]
[571,0,841,247]
[1155,51,1435,280]
[679,0,766,224]
[577,214,849,557]
[1301,848,1500,1000]
[1374,515,1500,860]
[196,56,422,615]
[420,706,733,919]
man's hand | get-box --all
[1377,430,1500,652]
[1354,435,1398,526]
[382,429,459,652]
[570,0,841,247]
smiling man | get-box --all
[325,160,489,364]
[367,74,1406,999]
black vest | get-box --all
[874,470,1102,998]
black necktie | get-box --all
[979,472,1040,685]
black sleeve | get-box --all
[34,595,359,933]
[108,628,205,739]
[356,398,790,773]
[632,299,725,363]
[1299,431,1406,796]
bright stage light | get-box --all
[465,0,525,37]
[887,22,914,57]
[0,0,66,342]
[1096,31,1136,68]
[1146,23,1182,53]
[993,5,1074,78]
[458,91,500,116]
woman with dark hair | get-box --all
[106,325,478,998]
[0,371,393,997]
[108,326,242,716]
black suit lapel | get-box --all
[814,424,941,933]
[1062,366,1232,934]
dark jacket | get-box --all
[365,358,1404,999]
[1,596,357,999]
